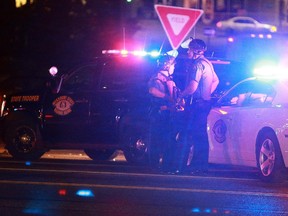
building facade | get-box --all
[133,0,288,30]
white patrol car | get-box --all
[207,75,288,182]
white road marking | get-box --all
[0,179,288,199]
[0,166,256,181]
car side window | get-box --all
[63,64,98,92]
[244,82,275,106]
[99,61,129,91]
[99,58,154,91]
[219,80,276,107]
[219,80,253,106]
[235,19,254,24]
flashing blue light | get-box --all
[23,208,42,214]
[25,161,31,166]
[204,208,212,213]
[253,60,288,79]
[76,189,94,197]
[191,208,201,213]
[150,51,160,57]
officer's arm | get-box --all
[166,80,176,98]
[179,79,198,98]
[211,71,219,94]
[149,87,171,101]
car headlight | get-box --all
[270,26,277,33]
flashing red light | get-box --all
[102,50,120,54]
[45,114,54,119]
[102,49,160,58]
[58,189,67,196]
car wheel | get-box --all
[84,149,116,161]
[121,127,148,165]
[4,120,45,160]
[256,131,287,183]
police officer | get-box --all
[176,39,219,174]
[147,53,177,171]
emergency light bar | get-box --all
[227,34,273,43]
[102,49,160,57]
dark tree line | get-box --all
[0,0,140,75]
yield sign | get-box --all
[154,5,203,50]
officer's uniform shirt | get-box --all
[186,56,218,101]
[148,71,174,107]
[148,72,168,94]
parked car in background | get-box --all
[208,76,288,182]
[216,16,277,35]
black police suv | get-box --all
[0,54,157,163]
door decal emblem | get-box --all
[53,96,75,116]
[212,119,227,143]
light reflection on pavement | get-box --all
[0,142,126,162]
[42,150,126,161]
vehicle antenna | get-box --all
[142,32,148,51]
[123,27,126,50]
[159,38,166,54]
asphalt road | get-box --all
[0,154,288,216]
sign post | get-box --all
[154,5,203,50]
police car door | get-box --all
[218,80,276,167]
[208,80,255,165]
[89,56,153,145]
[89,58,125,145]
[43,64,96,143]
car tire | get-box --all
[4,120,45,160]
[84,149,116,161]
[121,127,149,165]
[256,131,287,183]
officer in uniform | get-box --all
[147,53,177,171]
[176,39,219,174]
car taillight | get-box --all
[216,22,222,28]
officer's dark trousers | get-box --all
[175,100,212,172]
[148,108,173,169]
